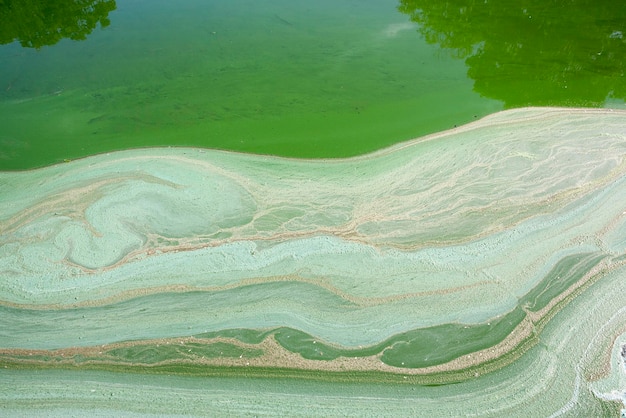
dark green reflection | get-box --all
[0,0,116,48]
[399,0,626,107]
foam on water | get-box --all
[1,107,626,415]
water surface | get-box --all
[2,0,624,169]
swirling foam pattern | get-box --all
[1,108,626,416]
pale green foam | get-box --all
[1,262,624,416]
[2,108,626,348]
[1,108,626,415]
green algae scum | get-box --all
[2,0,626,417]
[2,108,626,416]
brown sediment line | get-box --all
[0,316,535,376]
[0,259,620,379]
[0,171,182,235]
[0,272,495,310]
[584,321,626,383]
[0,179,105,236]
[526,257,626,380]
[61,157,626,273]
[526,257,624,325]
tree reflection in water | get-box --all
[398,0,626,107]
[0,0,116,48]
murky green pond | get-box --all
[1,0,624,170]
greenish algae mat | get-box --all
[2,107,626,416]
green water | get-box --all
[0,0,491,169]
[1,0,622,170]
